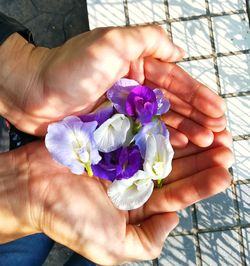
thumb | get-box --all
[123,212,179,262]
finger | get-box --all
[174,129,232,159]
[102,25,185,63]
[77,26,185,102]
[128,58,145,84]
[165,91,226,132]
[166,146,234,184]
[124,212,178,261]
[143,167,232,217]
[144,58,226,118]
[168,127,188,148]
[144,80,226,133]
[162,110,214,147]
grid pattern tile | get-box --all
[87,0,250,265]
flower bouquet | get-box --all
[45,78,174,210]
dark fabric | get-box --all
[0,233,54,266]
[0,11,33,45]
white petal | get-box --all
[107,171,154,210]
[144,134,157,165]
[94,114,132,152]
[143,134,174,180]
[162,140,174,178]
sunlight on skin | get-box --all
[0,131,233,264]
[168,127,189,148]
[0,26,225,148]
[144,59,226,118]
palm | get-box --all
[23,130,232,264]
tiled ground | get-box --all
[0,0,249,265]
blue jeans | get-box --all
[0,234,96,266]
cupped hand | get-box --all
[144,60,226,148]
[2,26,225,147]
[2,129,232,265]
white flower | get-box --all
[94,114,133,152]
[143,134,174,180]
[107,170,154,210]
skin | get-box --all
[0,130,233,265]
[0,25,232,264]
[0,26,226,148]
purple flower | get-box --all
[107,78,139,113]
[45,116,101,175]
[92,146,143,181]
[153,89,170,115]
[79,101,114,126]
[134,120,168,158]
[126,85,157,124]
[92,149,121,181]
[116,146,143,180]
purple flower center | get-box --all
[126,85,157,124]
[116,146,143,180]
[92,146,143,181]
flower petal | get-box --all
[126,85,158,124]
[135,120,168,158]
[153,88,170,115]
[107,78,139,113]
[79,101,114,126]
[143,134,174,180]
[45,117,85,174]
[107,170,154,210]
[92,164,116,181]
[45,116,100,175]
[94,114,132,152]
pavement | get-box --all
[0,1,250,265]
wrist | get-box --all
[0,147,38,243]
[0,33,49,131]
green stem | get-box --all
[133,121,142,135]
[157,179,163,188]
[85,163,93,177]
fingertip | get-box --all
[213,129,232,148]
[169,45,185,62]
[194,86,226,118]
[193,129,214,148]
[168,127,189,148]
[156,212,179,239]
[176,46,185,58]
[167,212,179,231]
[212,146,235,169]
[209,96,226,118]
[200,167,233,198]
[214,167,233,190]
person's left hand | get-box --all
[0,129,232,265]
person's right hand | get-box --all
[0,26,226,148]
[0,129,232,265]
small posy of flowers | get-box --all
[45,78,174,210]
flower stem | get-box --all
[157,179,163,188]
[85,163,93,177]
[133,121,141,134]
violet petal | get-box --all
[135,120,168,158]
[107,78,139,113]
[126,85,157,124]
[116,146,143,180]
[79,101,114,126]
[153,88,170,115]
